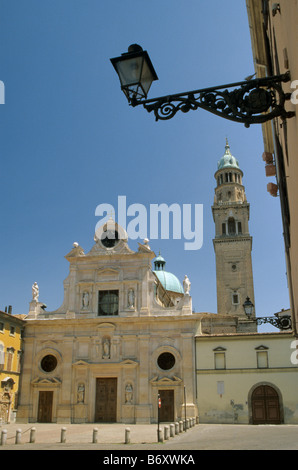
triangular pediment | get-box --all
[150,375,182,385]
[72,360,89,367]
[31,377,61,385]
[97,268,119,280]
[120,359,139,367]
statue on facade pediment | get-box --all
[183,275,191,295]
[32,282,39,302]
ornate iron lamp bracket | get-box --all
[131,72,294,127]
[255,315,292,330]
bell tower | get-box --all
[212,140,256,325]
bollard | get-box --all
[125,427,131,444]
[164,425,169,440]
[60,427,67,443]
[196,416,199,425]
[93,428,98,443]
[1,429,7,446]
[170,423,175,437]
[30,427,36,443]
[175,422,179,435]
[186,418,190,429]
[179,420,183,433]
[15,429,22,444]
[157,428,163,443]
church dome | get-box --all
[217,140,240,170]
[153,254,184,294]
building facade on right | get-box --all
[246,0,298,335]
[196,331,298,424]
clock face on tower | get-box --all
[101,229,119,248]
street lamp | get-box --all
[243,296,254,317]
[243,296,292,330]
[110,44,158,103]
[110,45,295,127]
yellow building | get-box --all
[0,309,26,423]
[246,0,298,335]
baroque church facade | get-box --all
[16,142,298,425]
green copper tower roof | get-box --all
[217,139,240,170]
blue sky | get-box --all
[0,1,289,331]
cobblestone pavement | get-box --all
[1,422,298,451]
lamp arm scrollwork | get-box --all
[256,315,292,330]
[131,72,295,127]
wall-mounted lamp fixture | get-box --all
[111,44,295,127]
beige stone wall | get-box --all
[17,315,200,424]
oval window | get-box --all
[157,352,175,370]
[41,354,57,372]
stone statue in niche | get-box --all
[32,282,39,302]
[183,275,191,295]
[125,383,133,404]
[102,338,110,359]
[128,288,135,309]
[82,291,89,309]
[77,383,85,403]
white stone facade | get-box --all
[17,221,199,424]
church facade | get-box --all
[16,142,298,425]
[17,219,201,424]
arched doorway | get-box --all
[251,384,282,424]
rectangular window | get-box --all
[98,290,119,316]
[257,350,268,368]
[214,352,226,369]
[10,326,15,336]
[232,293,239,305]
[6,350,13,371]
[0,322,4,332]
[0,345,4,369]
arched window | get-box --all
[228,217,236,235]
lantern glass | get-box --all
[111,45,158,102]
[243,297,254,316]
